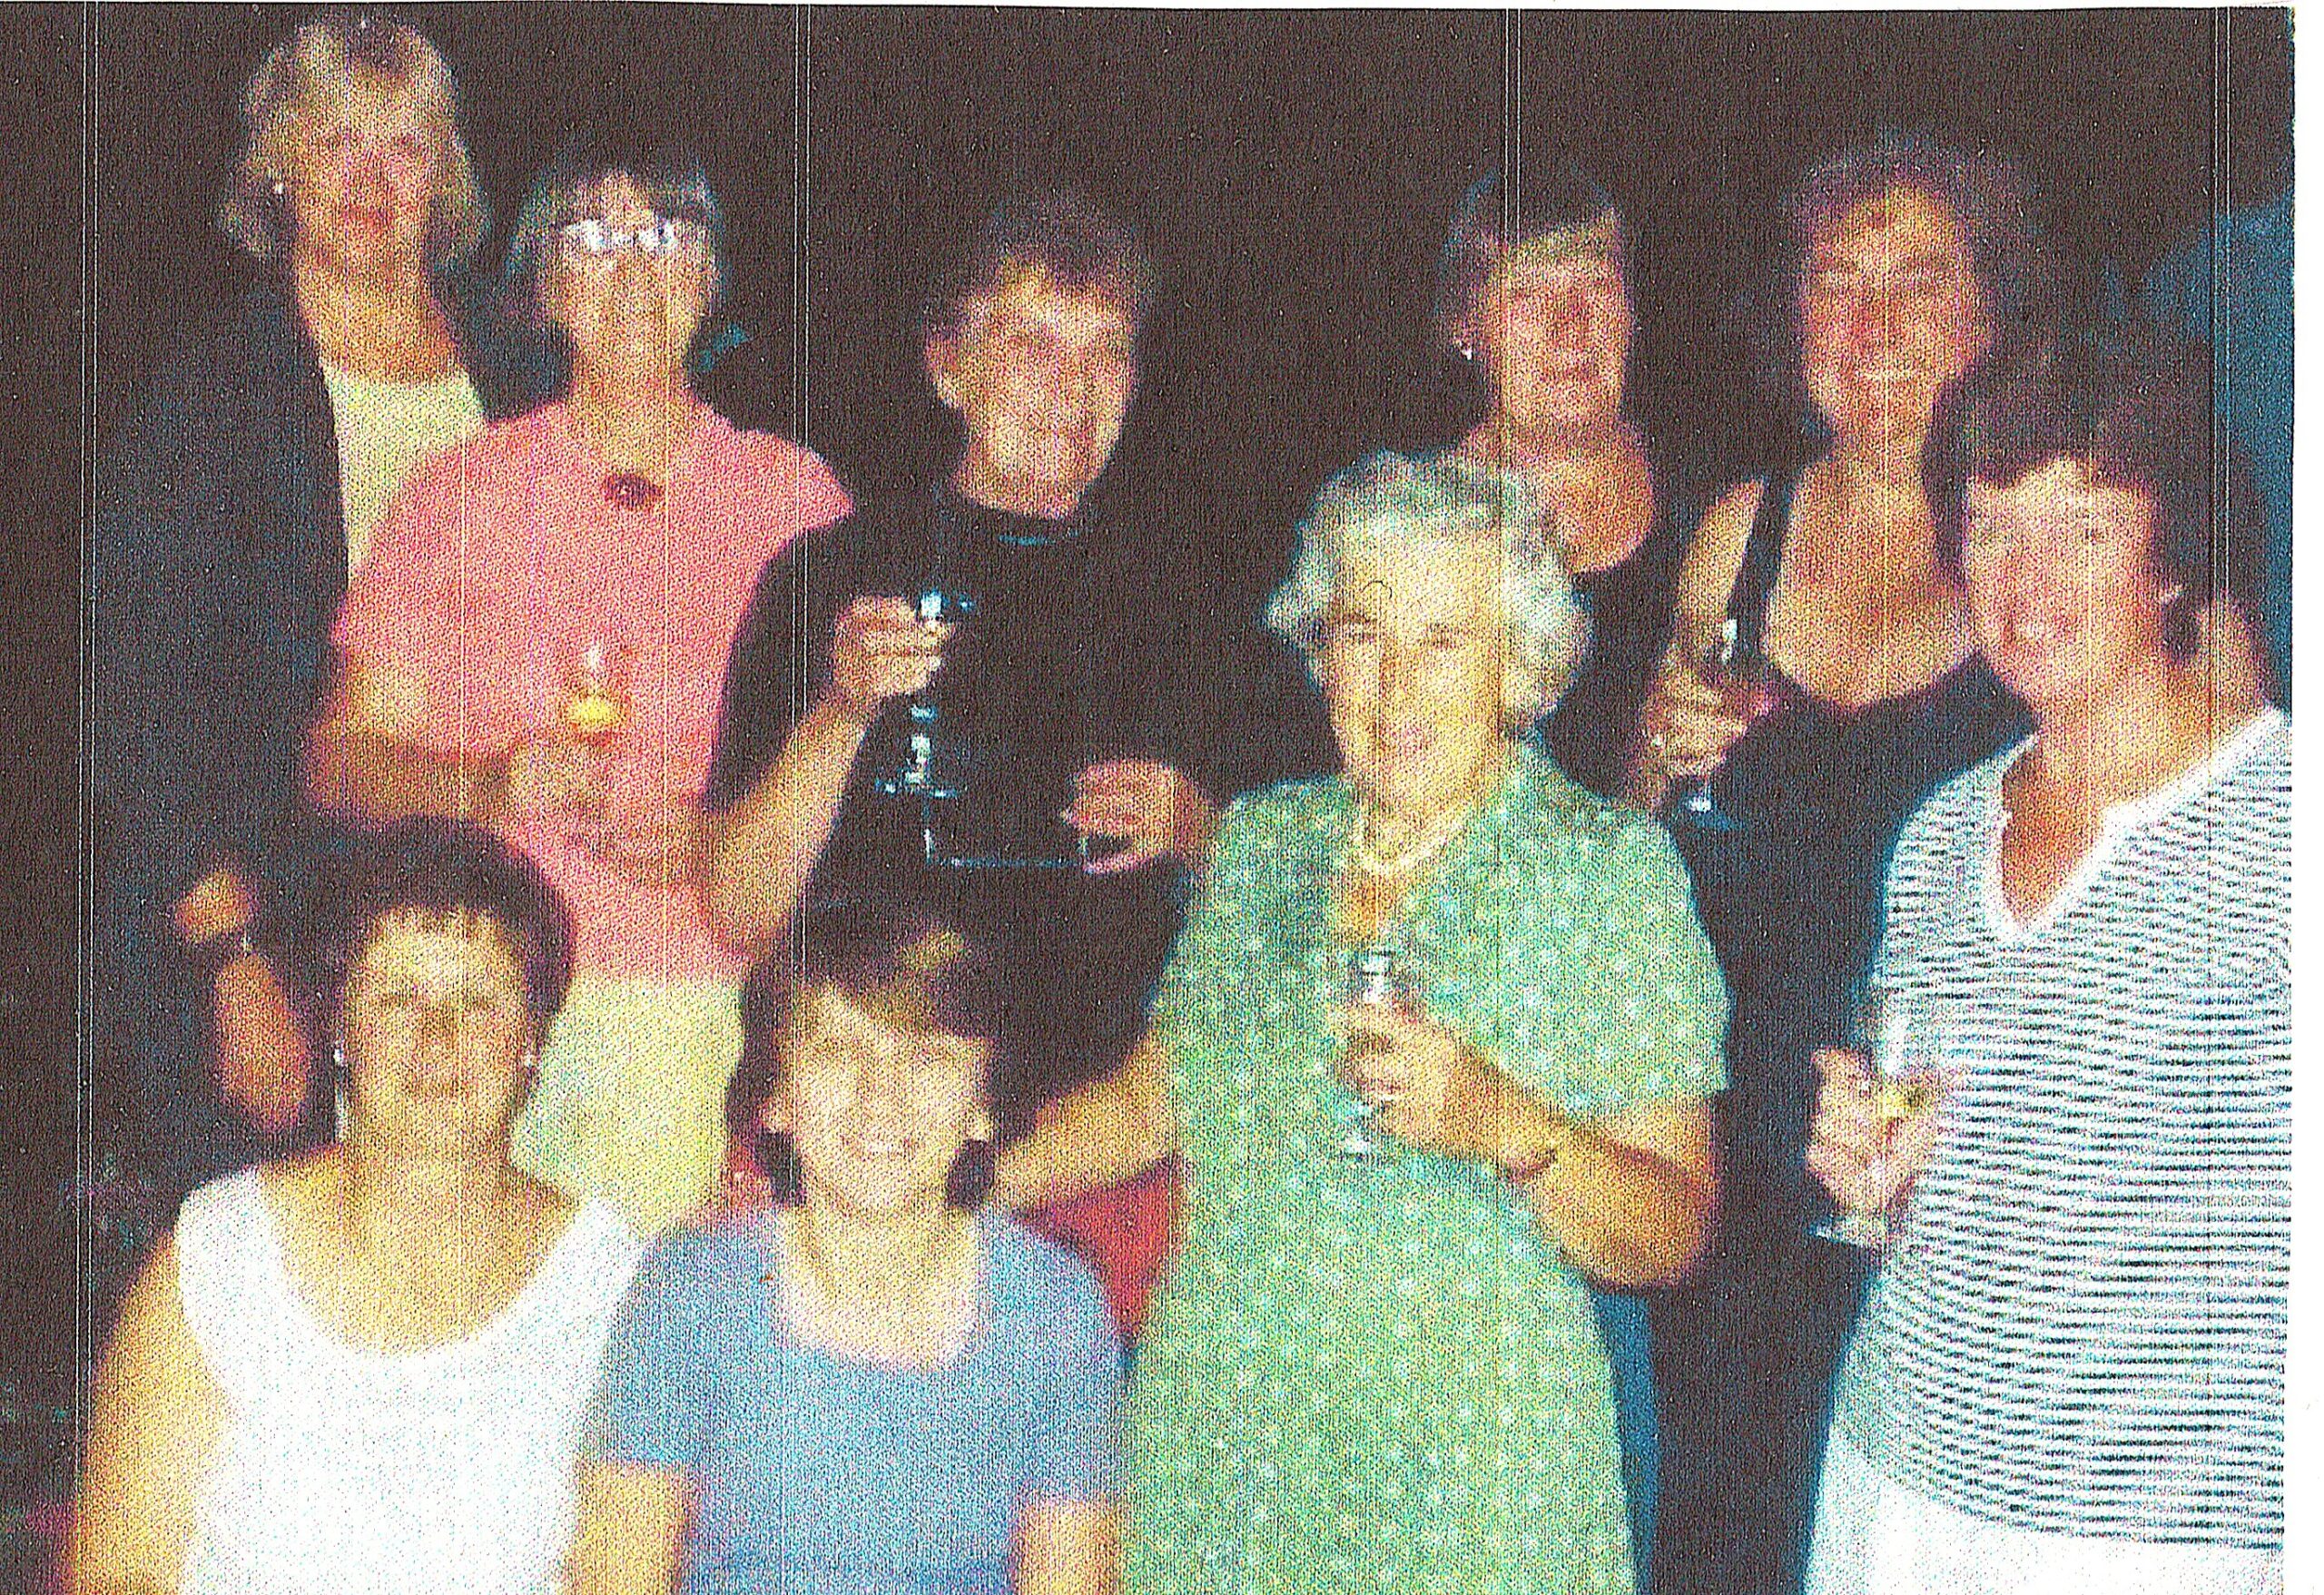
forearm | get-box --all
[703,695,872,955]
[1514,1118,1714,1287]
[310,715,505,827]
[995,1041,1175,1210]
[1466,1072,1713,1286]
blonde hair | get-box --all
[217,15,486,268]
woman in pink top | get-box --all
[316,136,849,1232]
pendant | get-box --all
[603,472,664,511]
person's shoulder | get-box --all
[625,1211,766,1305]
[120,279,306,421]
[982,1213,1113,1338]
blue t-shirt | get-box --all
[588,1209,1120,1595]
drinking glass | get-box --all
[1669,614,1774,832]
[1811,981,1945,1250]
[561,636,634,854]
[873,587,970,806]
[1334,943,1417,1161]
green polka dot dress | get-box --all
[1123,744,1728,1595]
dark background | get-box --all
[1,0,2295,1451]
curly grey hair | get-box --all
[1265,450,1589,730]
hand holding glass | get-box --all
[1669,615,1775,829]
[1811,984,1945,1250]
[561,638,633,854]
[1335,945,1417,1160]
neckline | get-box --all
[242,1167,606,1367]
[758,1206,991,1374]
[1758,647,1991,727]
[1979,704,2283,940]
[1325,743,1541,951]
[552,398,715,497]
[939,479,1091,549]
[320,358,473,395]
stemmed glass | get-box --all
[1669,614,1775,832]
[561,636,634,855]
[1334,942,1418,1161]
[1810,980,1947,1250]
[873,586,970,808]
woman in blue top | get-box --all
[570,895,1120,1595]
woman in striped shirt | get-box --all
[1802,325,2286,1595]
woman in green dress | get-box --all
[1000,450,1728,1593]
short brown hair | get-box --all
[921,187,1157,347]
[728,895,1006,1207]
[1755,130,2053,431]
[1925,322,2265,662]
[217,13,487,268]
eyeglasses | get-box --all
[556,216,708,266]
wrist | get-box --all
[1500,1112,1575,1186]
[812,684,885,735]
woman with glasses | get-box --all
[71,818,642,1595]
[315,134,851,1234]
[91,14,552,1215]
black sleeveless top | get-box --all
[1668,469,2030,1241]
[1540,454,1704,799]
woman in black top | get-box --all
[1429,165,1714,1581]
[1631,134,2043,1595]
[1436,168,1706,800]
[90,15,545,1209]
[702,192,1332,1328]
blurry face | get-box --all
[1321,542,1512,824]
[931,268,1138,519]
[280,75,451,279]
[1465,216,1634,443]
[770,987,993,1219]
[547,174,713,394]
[340,911,536,1158]
[1961,457,2173,716]
[1800,184,1991,448]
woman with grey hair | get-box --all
[91,13,551,1213]
[998,449,1727,1592]
[313,133,851,1232]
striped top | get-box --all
[1830,707,2290,1550]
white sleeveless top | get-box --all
[176,1169,643,1595]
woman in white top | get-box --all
[1803,325,2287,1594]
[71,818,643,1595]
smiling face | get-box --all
[929,267,1139,520]
[769,987,994,1220]
[339,910,537,1160]
[545,173,714,396]
[278,74,452,281]
[1961,456,2175,718]
[1800,183,1991,452]
[1321,539,1513,826]
[1463,213,1634,446]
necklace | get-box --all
[1350,801,1472,878]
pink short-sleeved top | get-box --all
[334,402,851,983]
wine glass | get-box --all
[874,586,970,806]
[562,636,634,854]
[1669,614,1774,832]
[1811,981,1947,1250]
[1334,942,1417,1161]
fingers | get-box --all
[1068,760,1177,873]
[830,597,952,711]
